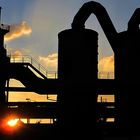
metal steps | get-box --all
[9,55,57,79]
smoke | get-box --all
[39,53,58,71]
[5,21,32,41]
[98,55,114,72]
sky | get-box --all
[0,0,140,72]
[1,0,140,102]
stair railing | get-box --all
[9,55,58,79]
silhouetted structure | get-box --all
[69,1,140,136]
[0,9,10,116]
[58,29,98,139]
[1,1,140,139]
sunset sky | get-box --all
[1,0,140,102]
[0,0,140,70]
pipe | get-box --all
[128,8,140,31]
[71,1,118,52]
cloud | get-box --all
[9,50,24,62]
[9,50,113,74]
[98,55,114,72]
[5,21,32,41]
[39,54,114,73]
[39,53,58,71]
[12,50,23,57]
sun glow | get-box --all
[7,119,19,127]
[1,118,21,135]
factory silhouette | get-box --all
[0,1,140,139]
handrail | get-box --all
[9,55,58,79]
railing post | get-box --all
[22,56,24,63]
[39,64,40,71]
[9,53,11,62]
[98,72,100,79]
[55,72,57,79]
[31,57,32,65]
[107,72,109,79]
[100,97,102,102]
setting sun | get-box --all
[1,118,20,135]
[7,119,18,127]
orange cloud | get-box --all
[12,50,23,57]
[98,55,114,79]
[9,50,24,63]
[5,21,32,41]
[98,55,114,72]
[39,53,58,71]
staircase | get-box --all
[9,55,57,79]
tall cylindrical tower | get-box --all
[58,28,98,137]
